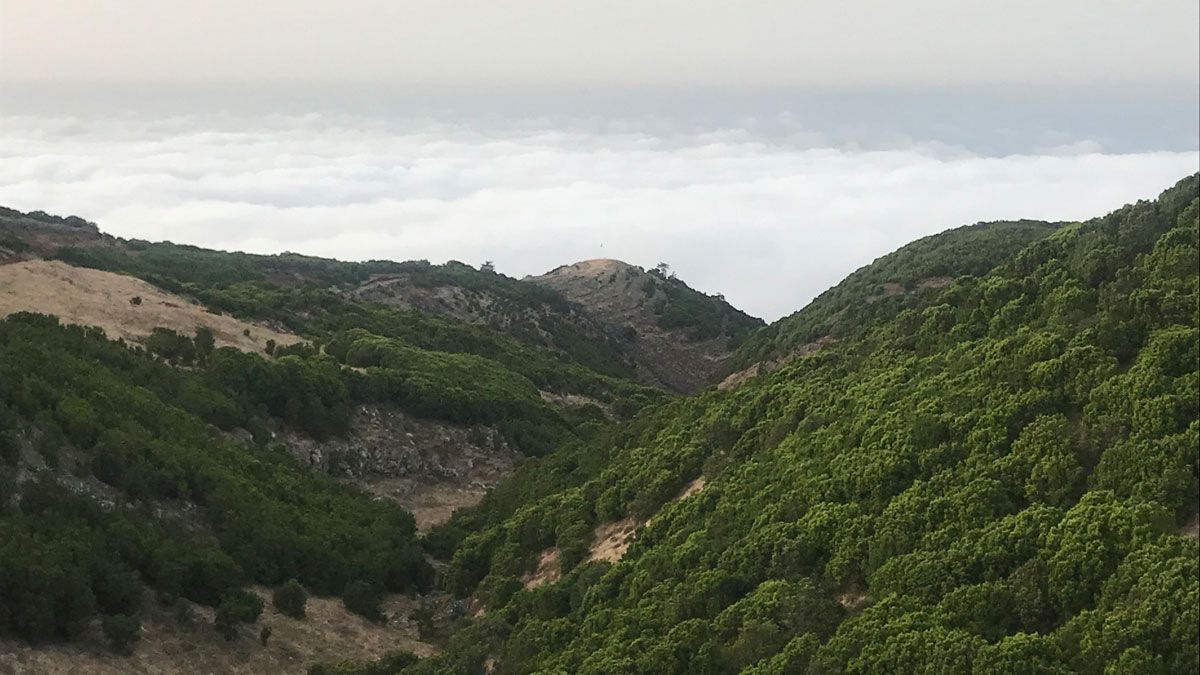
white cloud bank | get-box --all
[0,113,1196,320]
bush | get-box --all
[101,614,141,655]
[273,579,307,619]
[214,589,264,641]
[174,598,194,626]
[343,581,384,623]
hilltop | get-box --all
[528,259,763,392]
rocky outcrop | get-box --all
[282,405,520,530]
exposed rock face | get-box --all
[527,259,747,393]
[282,405,520,530]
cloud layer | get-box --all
[1,113,1196,320]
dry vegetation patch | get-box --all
[0,587,434,675]
[0,259,300,356]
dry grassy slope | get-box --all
[0,588,436,675]
[0,259,301,356]
[526,259,733,393]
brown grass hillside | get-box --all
[0,259,300,355]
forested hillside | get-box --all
[0,207,672,666]
[0,314,432,641]
[724,219,1063,374]
[1,175,1197,674]
[370,175,1199,674]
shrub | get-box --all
[343,581,384,623]
[214,589,264,641]
[101,614,141,655]
[273,579,307,619]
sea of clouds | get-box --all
[1,110,1196,320]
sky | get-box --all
[2,1,1198,87]
[1,2,1198,320]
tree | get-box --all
[273,579,307,619]
[194,326,216,360]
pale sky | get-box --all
[2,0,1198,87]
[1,1,1197,320]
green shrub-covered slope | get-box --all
[0,211,664,647]
[378,175,1198,674]
[0,315,432,642]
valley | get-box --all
[0,174,1197,674]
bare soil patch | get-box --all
[587,517,640,564]
[836,590,870,612]
[358,477,491,532]
[719,337,834,391]
[1182,512,1199,540]
[675,476,706,501]
[522,548,563,590]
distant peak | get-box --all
[532,259,641,280]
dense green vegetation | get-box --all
[0,314,432,641]
[726,219,1062,372]
[644,265,765,345]
[368,176,1199,673]
[2,176,1197,673]
[55,239,407,289]
[33,230,667,455]
[0,205,667,657]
